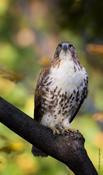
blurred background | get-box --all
[0,0,103,174]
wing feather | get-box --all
[69,80,88,123]
[34,67,50,122]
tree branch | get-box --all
[0,97,98,175]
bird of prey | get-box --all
[32,41,88,156]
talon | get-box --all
[69,128,77,133]
[53,128,60,135]
[62,127,69,134]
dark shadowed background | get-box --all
[0,0,103,174]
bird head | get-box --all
[54,41,78,61]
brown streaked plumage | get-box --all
[32,41,88,157]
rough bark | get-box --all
[0,97,98,175]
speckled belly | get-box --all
[40,82,85,129]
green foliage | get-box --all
[0,0,103,175]
[51,0,103,41]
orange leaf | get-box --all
[94,132,103,149]
[86,44,103,54]
[93,112,103,122]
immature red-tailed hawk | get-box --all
[32,41,88,156]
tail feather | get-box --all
[32,146,48,157]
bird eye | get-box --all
[69,44,73,48]
[58,44,62,48]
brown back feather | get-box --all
[34,66,50,122]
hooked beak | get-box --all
[62,44,68,52]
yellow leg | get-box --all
[69,128,77,133]
[61,127,77,134]
[52,128,61,135]
[62,126,69,134]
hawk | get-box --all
[32,41,88,156]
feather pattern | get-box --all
[32,41,88,156]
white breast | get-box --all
[41,58,87,129]
[50,59,86,94]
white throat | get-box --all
[59,50,72,61]
[50,58,85,94]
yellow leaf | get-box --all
[0,0,9,15]
[0,156,7,171]
[9,141,25,152]
[16,153,38,174]
[38,57,51,67]
[94,132,103,149]
[24,96,34,117]
[0,77,15,96]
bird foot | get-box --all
[61,127,70,134]
[52,128,61,135]
[68,128,77,133]
[61,127,77,134]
